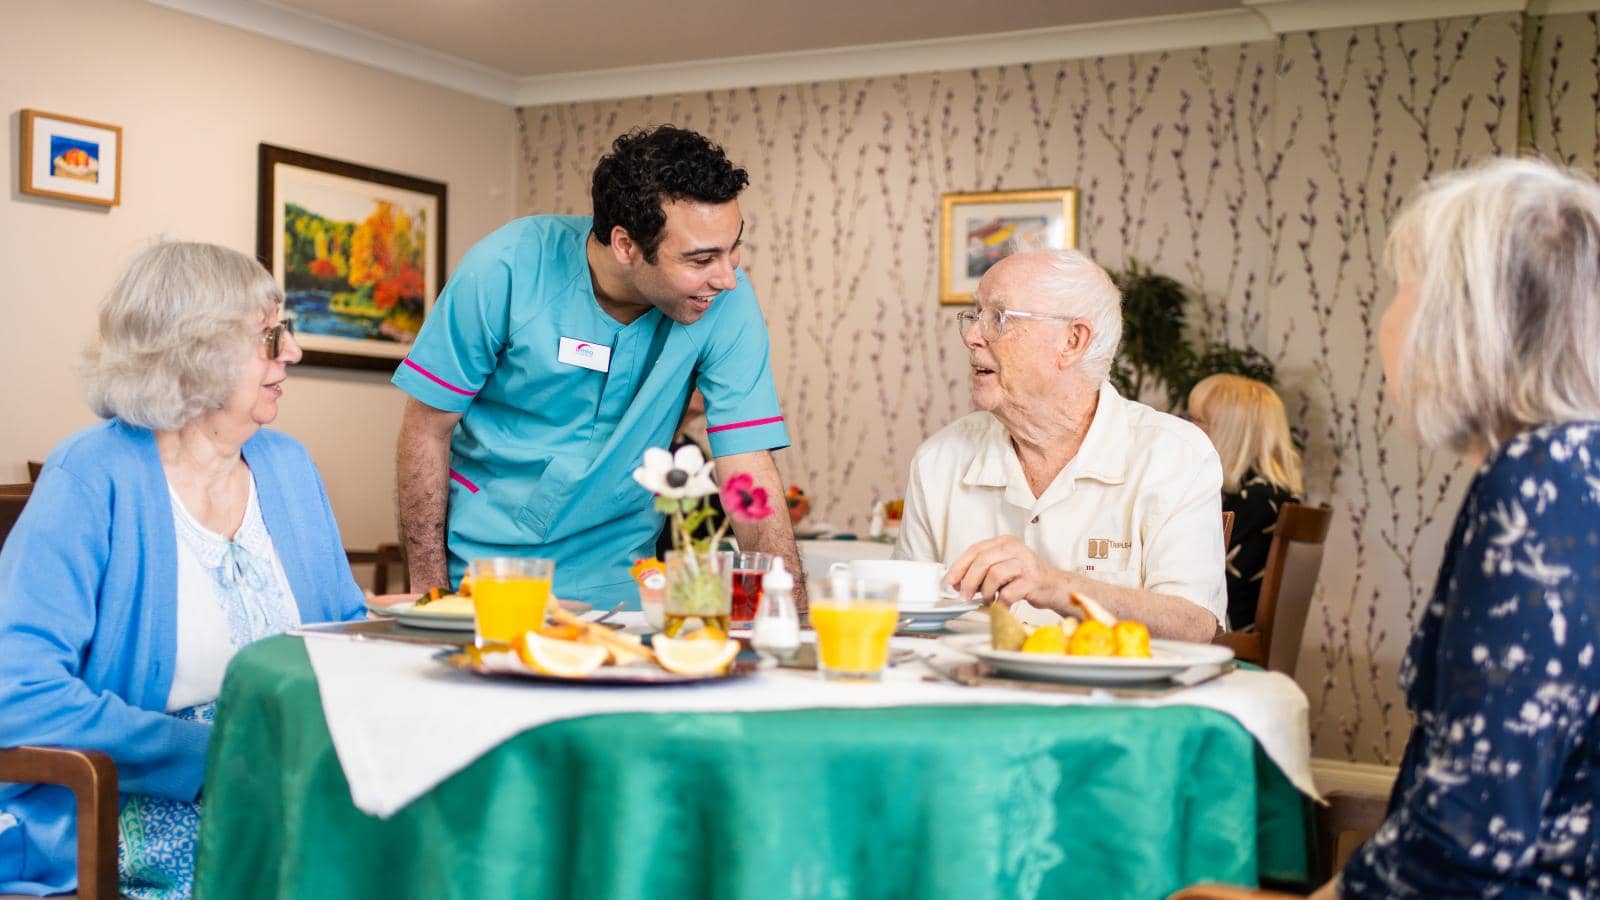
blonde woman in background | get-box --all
[1186,374,1303,631]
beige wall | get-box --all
[0,0,515,553]
[515,12,1598,763]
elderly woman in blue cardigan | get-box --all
[1305,160,1600,897]
[0,242,365,899]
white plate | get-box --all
[895,601,982,632]
[388,602,472,631]
[939,633,1234,685]
[370,596,592,632]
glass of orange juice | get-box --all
[809,576,899,682]
[469,557,553,648]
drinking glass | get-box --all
[729,550,774,626]
[469,557,553,648]
[663,549,734,636]
[809,576,899,682]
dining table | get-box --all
[192,627,1312,900]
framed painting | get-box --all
[939,188,1077,304]
[257,144,447,370]
[20,110,122,207]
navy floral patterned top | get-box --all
[1341,423,1600,898]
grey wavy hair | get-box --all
[1387,157,1600,454]
[1028,249,1124,383]
[80,242,282,430]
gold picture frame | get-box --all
[19,109,123,207]
[939,187,1077,304]
[257,144,447,371]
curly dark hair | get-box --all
[591,126,749,263]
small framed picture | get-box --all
[257,144,447,371]
[939,188,1077,304]
[19,110,123,207]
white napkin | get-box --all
[303,623,1318,818]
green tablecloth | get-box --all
[194,636,1307,899]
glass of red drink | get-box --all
[729,551,774,626]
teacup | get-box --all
[828,559,944,609]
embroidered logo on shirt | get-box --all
[1086,538,1132,559]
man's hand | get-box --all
[713,449,806,609]
[395,397,462,591]
[944,535,1219,641]
[945,535,1060,607]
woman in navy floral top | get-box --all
[1312,159,1600,898]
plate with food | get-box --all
[940,593,1232,685]
[436,608,753,685]
[367,589,591,631]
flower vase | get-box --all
[663,549,733,637]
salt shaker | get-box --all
[751,558,800,666]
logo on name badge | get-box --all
[558,336,611,372]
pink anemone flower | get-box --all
[720,472,774,522]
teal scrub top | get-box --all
[392,216,789,606]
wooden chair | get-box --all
[0,482,124,899]
[345,542,408,595]
[1216,503,1332,675]
[0,747,120,900]
[27,460,44,483]
[0,482,33,551]
[1168,887,1299,900]
[1168,790,1389,898]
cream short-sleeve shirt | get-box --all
[893,381,1227,628]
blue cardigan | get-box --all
[0,419,364,895]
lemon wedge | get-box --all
[515,632,608,678]
[652,636,739,676]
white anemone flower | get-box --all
[632,444,717,499]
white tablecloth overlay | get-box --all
[300,614,1318,819]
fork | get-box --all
[589,601,627,626]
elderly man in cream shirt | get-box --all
[893,249,1225,642]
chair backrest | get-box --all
[1314,790,1389,881]
[0,483,32,552]
[346,542,408,595]
[1255,502,1333,677]
[27,459,44,482]
[1221,510,1235,547]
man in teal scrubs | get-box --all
[393,126,801,607]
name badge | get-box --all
[557,336,611,373]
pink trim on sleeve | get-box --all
[449,470,480,493]
[705,415,785,434]
[402,358,476,396]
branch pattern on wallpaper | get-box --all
[512,11,1596,765]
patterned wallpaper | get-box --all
[514,12,1597,764]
